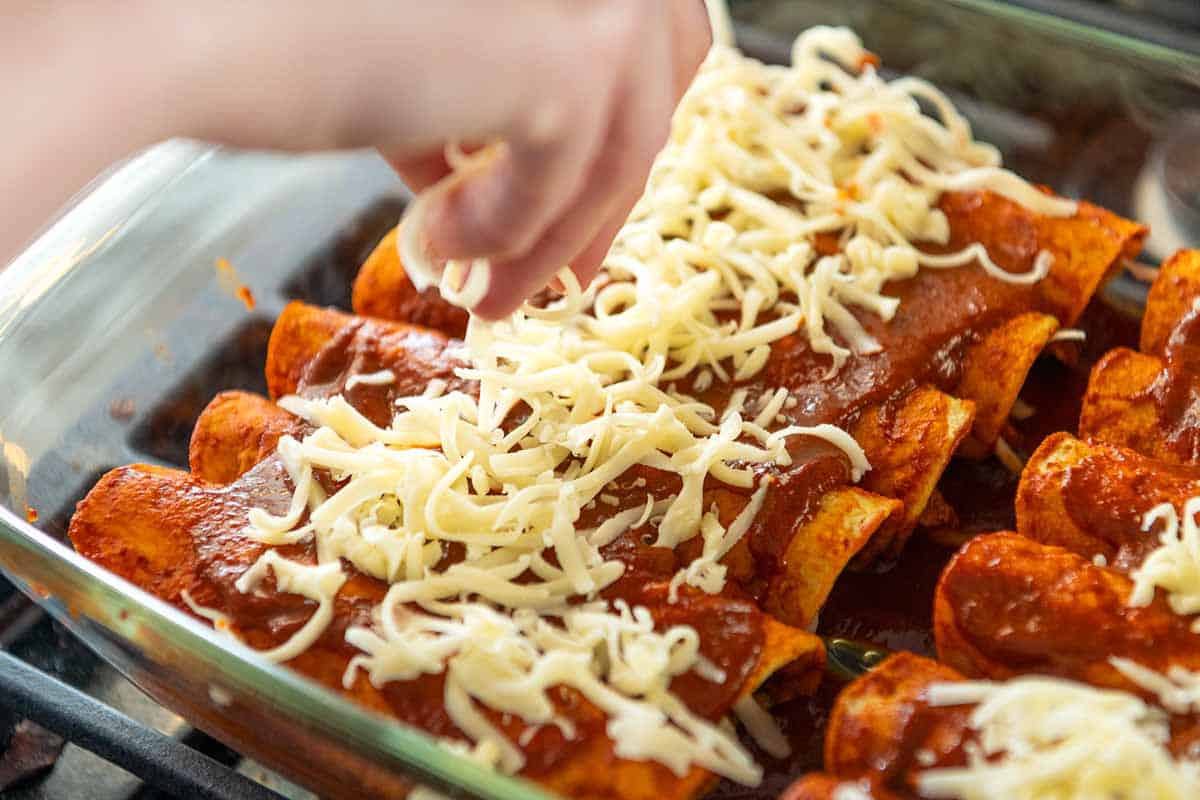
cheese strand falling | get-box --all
[235,25,1077,786]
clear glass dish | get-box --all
[0,142,550,800]
[0,3,1196,798]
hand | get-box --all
[1,1,711,317]
[388,1,712,317]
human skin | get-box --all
[1,1,710,316]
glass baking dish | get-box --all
[0,2,1196,798]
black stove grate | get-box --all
[0,582,303,800]
[0,648,283,800]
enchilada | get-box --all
[65,25,1149,798]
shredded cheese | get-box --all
[733,695,791,759]
[232,23,1077,786]
[993,436,1025,474]
[920,675,1200,799]
[343,599,758,783]
[1111,657,1200,715]
[670,483,768,601]
[180,589,232,633]
[344,369,396,390]
[233,551,346,662]
[1009,397,1036,421]
[402,28,1070,373]
[1129,497,1200,630]
[1049,328,1086,343]
[832,784,874,800]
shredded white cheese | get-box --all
[994,436,1025,474]
[1129,497,1200,630]
[402,29,1071,372]
[919,676,1200,799]
[600,22,1072,373]
[235,23,1076,786]
[396,140,499,303]
[1111,657,1200,716]
[343,599,758,783]
[344,369,396,390]
[233,551,346,662]
[670,483,768,601]
[1009,397,1036,421]
[915,748,937,767]
[1049,328,1086,343]
[180,589,232,633]
[733,695,791,759]
[832,784,875,800]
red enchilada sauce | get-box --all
[1149,301,1200,462]
[935,296,1141,539]
[283,188,1083,603]
[183,451,772,778]
[182,190,1135,790]
[709,296,1139,796]
[213,296,995,787]
[297,318,468,427]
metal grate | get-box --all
[0,585,289,799]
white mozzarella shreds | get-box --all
[1110,657,1200,715]
[233,551,346,663]
[343,599,759,783]
[344,369,396,390]
[1128,497,1200,629]
[618,24,1073,373]
[919,676,1200,799]
[401,28,1072,374]
[831,785,874,800]
[232,25,1080,786]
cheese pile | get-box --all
[231,27,1072,784]
[1129,496,1200,628]
[342,598,758,781]
[919,675,1200,799]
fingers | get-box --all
[425,3,685,319]
[460,132,630,316]
[385,149,452,194]
[562,1,712,291]
[396,0,712,319]
[392,57,611,299]
[562,1,711,291]
[385,141,495,196]
[564,194,639,293]
[670,0,714,101]
[471,43,674,318]
[417,77,613,260]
